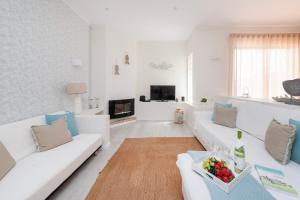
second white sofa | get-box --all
[178,99,300,200]
[0,113,110,200]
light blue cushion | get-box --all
[45,111,78,137]
[289,119,300,164]
[211,103,232,121]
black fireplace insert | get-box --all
[109,98,135,119]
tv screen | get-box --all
[150,85,175,101]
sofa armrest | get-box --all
[75,115,110,147]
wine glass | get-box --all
[212,144,220,157]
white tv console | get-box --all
[136,101,187,121]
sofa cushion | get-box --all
[289,119,300,164]
[214,107,237,128]
[31,118,73,152]
[45,111,79,137]
[0,142,16,180]
[0,134,102,200]
[211,103,232,121]
[265,120,295,165]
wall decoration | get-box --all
[282,78,300,97]
[114,64,120,75]
[149,62,173,70]
[125,54,130,65]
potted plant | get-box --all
[200,97,209,108]
[200,97,208,103]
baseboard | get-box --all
[110,117,137,128]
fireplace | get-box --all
[109,99,135,119]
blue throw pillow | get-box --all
[45,111,78,137]
[211,103,232,121]
[289,119,300,164]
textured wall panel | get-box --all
[0,0,89,125]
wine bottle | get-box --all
[234,131,246,173]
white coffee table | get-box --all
[177,153,212,200]
[176,153,300,200]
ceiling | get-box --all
[63,0,300,40]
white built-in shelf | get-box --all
[80,108,104,115]
[221,96,300,111]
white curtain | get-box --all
[229,33,300,99]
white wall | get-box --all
[0,0,89,125]
[90,26,138,113]
[188,26,300,104]
[187,29,228,103]
[106,27,138,101]
[90,25,106,106]
[137,41,187,100]
[90,31,188,114]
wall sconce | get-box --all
[71,59,83,67]
[210,57,221,61]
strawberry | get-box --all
[215,169,221,177]
[221,168,228,176]
[224,169,230,177]
[219,162,224,168]
[222,176,229,183]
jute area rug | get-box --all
[86,137,204,200]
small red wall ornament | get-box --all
[125,54,130,65]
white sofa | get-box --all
[0,113,110,200]
[177,99,300,200]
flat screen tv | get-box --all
[150,85,175,101]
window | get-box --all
[229,33,300,99]
[187,53,193,102]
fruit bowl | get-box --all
[202,157,235,183]
[192,153,252,193]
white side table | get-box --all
[175,108,184,124]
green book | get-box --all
[255,164,298,197]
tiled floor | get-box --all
[48,120,193,200]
